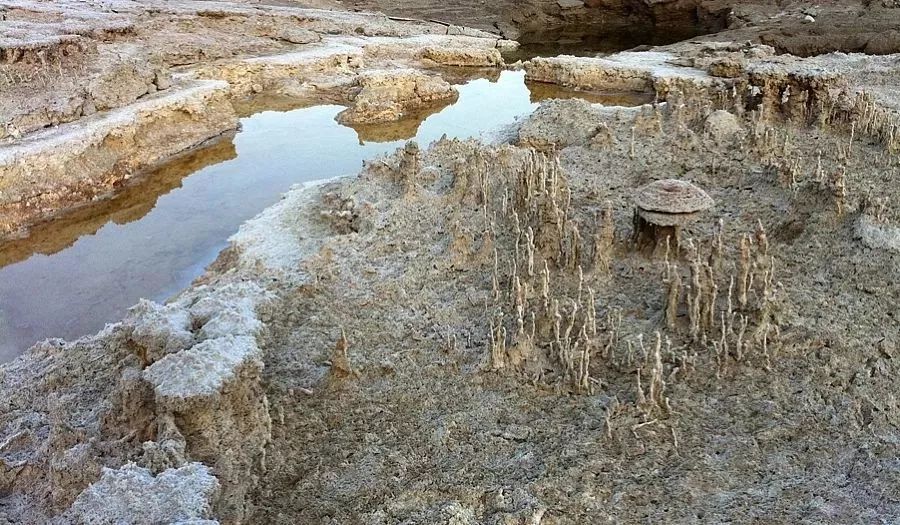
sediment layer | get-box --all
[0,80,237,238]
[1,1,900,523]
[0,2,509,239]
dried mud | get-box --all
[1,0,899,523]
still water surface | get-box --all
[508,25,712,60]
[0,70,650,361]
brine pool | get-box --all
[0,70,651,361]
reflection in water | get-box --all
[0,71,526,359]
[507,25,711,61]
[0,70,649,361]
[432,67,503,86]
[231,94,321,119]
[0,138,238,268]
[344,97,459,144]
[526,82,655,106]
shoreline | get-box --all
[1,1,899,522]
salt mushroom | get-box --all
[632,179,714,251]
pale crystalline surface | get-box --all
[69,463,219,524]
[857,214,900,252]
[142,335,262,402]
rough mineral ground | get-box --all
[336,69,459,125]
[1,0,900,523]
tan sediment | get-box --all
[523,51,722,98]
[336,68,458,125]
[0,80,238,239]
[2,1,900,523]
[0,30,505,239]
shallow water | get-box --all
[0,70,651,361]
[509,25,711,61]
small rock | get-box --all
[557,0,584,8]
[856,215,900,252]
[446,25,488,37]
[277,28,321,44]
[802,14,816,23]
[707,57,746,78]
[879,338,896,359]
[82,95,97,116]
[154,70,172,91]
[745,44,776,58]
[496,39,520,52]
[704,110,743,142]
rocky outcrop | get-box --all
[337,69,458,125]
[0,44,172,142]
[67,463,220,524]
[0,328,153,522]
[517,97,643,150]
[196,43,366,98]
[524,51,724,99]
[129,283,273,523]
[0,279,273,523]
[142,335,268,523]
[0,80,237,239]
[523,43,900,148]
[420,45,503,67]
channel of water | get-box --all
[0,70,652,361]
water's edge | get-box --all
[0,71,652,360]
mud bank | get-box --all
[0,80,237,238]
[3,0,900,522]
[2,22,899,521]
[0,0,509,239]
[0,69,598,364]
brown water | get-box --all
[507,25,712,61]
[0,70,652,361]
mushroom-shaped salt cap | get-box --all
[631,179,714,252]
[633,179,714,215]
